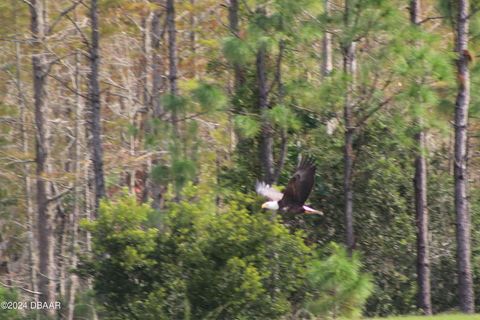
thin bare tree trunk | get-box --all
[410,0,432,314]
[343,0,356,255]
[67,50,82,320]
[58,196,67,299]
[30,0,56,315]
[167,0,179,134]
[151,5,164,118]
[87,0,106,214]
[454,0,475,313]
[15,31,38,303]
[190,0,197,79]
[321,0,332,79]
[84,5,99,314]
[142,12,154,112]
[84,143,98,320]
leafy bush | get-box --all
[305,243,373,319]
[0,287,22,320]
[81,187,314,319]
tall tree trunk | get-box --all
[30,0,56,315]
[190,0,197,79]
[67,50,82,320]
[228,0,245,89]
[167,0,179,134]
[85,3,103,318]
[257,41,274,184]
[141,11,154,112]
[410,0,432,314]
[454,0,475,313]
[84,147,98,319]
[227,0,244,161]
[149,4,166,209]
[414,129,431,314]
[15,31,38,302]
[272,40,287,184]
[343,0,356,255]
[87,0,105,213]
[151,4,164,118]
[321,0,332,79]
[150,2,164,118]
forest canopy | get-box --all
[0,0,480,319]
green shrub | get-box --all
[305,243,373,319]
[81,187,313,319]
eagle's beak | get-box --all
[261,203,267,209]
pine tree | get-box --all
[453,0,475,313]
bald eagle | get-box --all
[256,157,323,215]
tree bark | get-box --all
[149,3,167,209]
[343,0,356,255]
[29,0,56,315]
[166,0,179,134]
[190,0,197,79]
[272,40,287,184]
[410,0,432,314]
[257,41,274,185]
[228,0,245,89]
[87,0,106,214]
[67,49,82,320]
[454,0,475,313]
[14,30,38,303]
[321,0,333,79]
[414,130,432,314]
[142,11,154,112]
[151,4,165,118]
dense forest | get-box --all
[0,0,480,319]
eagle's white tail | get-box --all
[303,205,323,215]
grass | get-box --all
[368,314,480,320]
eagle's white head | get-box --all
[261,201,279,211]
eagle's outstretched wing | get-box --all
[281,157,316,206]
[256,181,283,201]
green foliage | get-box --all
[81,187,315,319]
[171,158,197,191]
[191,82,227,112]
[151,164,170,185]
[1,0,478,319]
[223,37,253,65]
[306,243,373,319]
[234,115,261,138]
[308,119,418,316]
[0,287,22,320]
[162,94,189,114]
[267,105,300,130]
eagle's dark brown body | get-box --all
[257,157,321,215]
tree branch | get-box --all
[0,281,42,295]
[47,73,90,100]
[65,14,91,50]
[21,0,34,8]
[267,40,285,97]
[48,0,84,35]
[418,16,446,25]
[47,185,74,203]
[356,94,396,129]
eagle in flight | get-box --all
[256,157,323,215]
